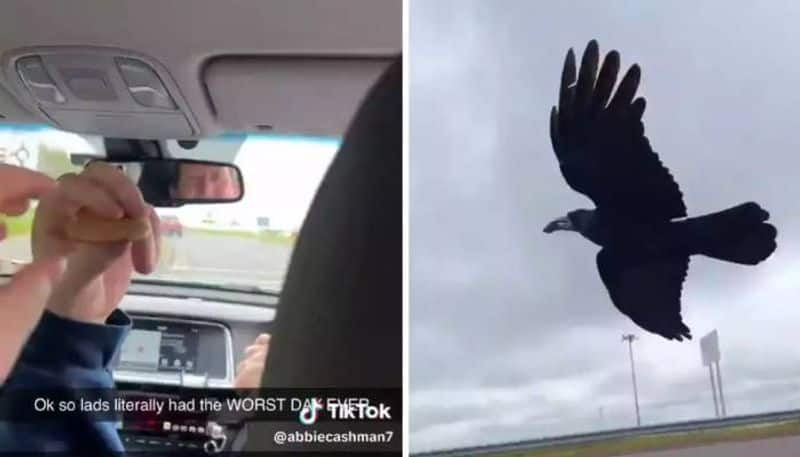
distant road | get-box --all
[150,232,293,291]
[0,236,29,274]
[1,231,294,291]
[623,435,800,457]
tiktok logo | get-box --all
[298,398,324,425]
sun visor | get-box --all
[2,47,198,139]
[203,57,391,137]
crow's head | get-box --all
[543,209,595,234]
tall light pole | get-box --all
[622,334,641,427]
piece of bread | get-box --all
[65,209,151,243]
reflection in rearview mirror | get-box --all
[172,162,242,200]
[99,158,244,207]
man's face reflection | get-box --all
[174,163,241,200]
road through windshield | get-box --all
[0,126,339,293]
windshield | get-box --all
[0,124,338,294]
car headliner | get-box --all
[0,0,400,140]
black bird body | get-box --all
[567,206,773,261]
[545,41,777,341]
[567,210,681,254]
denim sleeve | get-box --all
[0,308,131,453]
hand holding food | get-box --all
[65,209,151,243]
[33,161,160,324]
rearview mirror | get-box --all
[95,158,244,207]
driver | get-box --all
[0,161,160,453]
[234,333,271,389]
[172,162,241,200]
[136,161,241,206]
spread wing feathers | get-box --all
[550,40,686,222]
[597,248,692,341]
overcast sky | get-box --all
[410,0,800,452]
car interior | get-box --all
[0,0,400,453]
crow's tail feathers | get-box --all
[688,202,777,265]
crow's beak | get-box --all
[543,216,573,233]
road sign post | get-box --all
[700,330,725,418]
[715,360,726,417]
[708,364,719,417]
[622,334,641,427]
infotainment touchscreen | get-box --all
[118,329,162,371]
[118,321,200,373]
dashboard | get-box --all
[113,288,276,452]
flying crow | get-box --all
[544,40,777,341]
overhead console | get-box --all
[2,47,198,138]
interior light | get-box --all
[116,58,177,110]
[16,56,66,104]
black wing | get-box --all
[597,248,692,341]
[550,40,686,222]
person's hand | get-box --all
[0,164,66,381]
[234,333,270,389]
[33,161,161,324]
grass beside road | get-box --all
[0,209,35,238]
[185,227,297,245]
[484,420,800,457]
